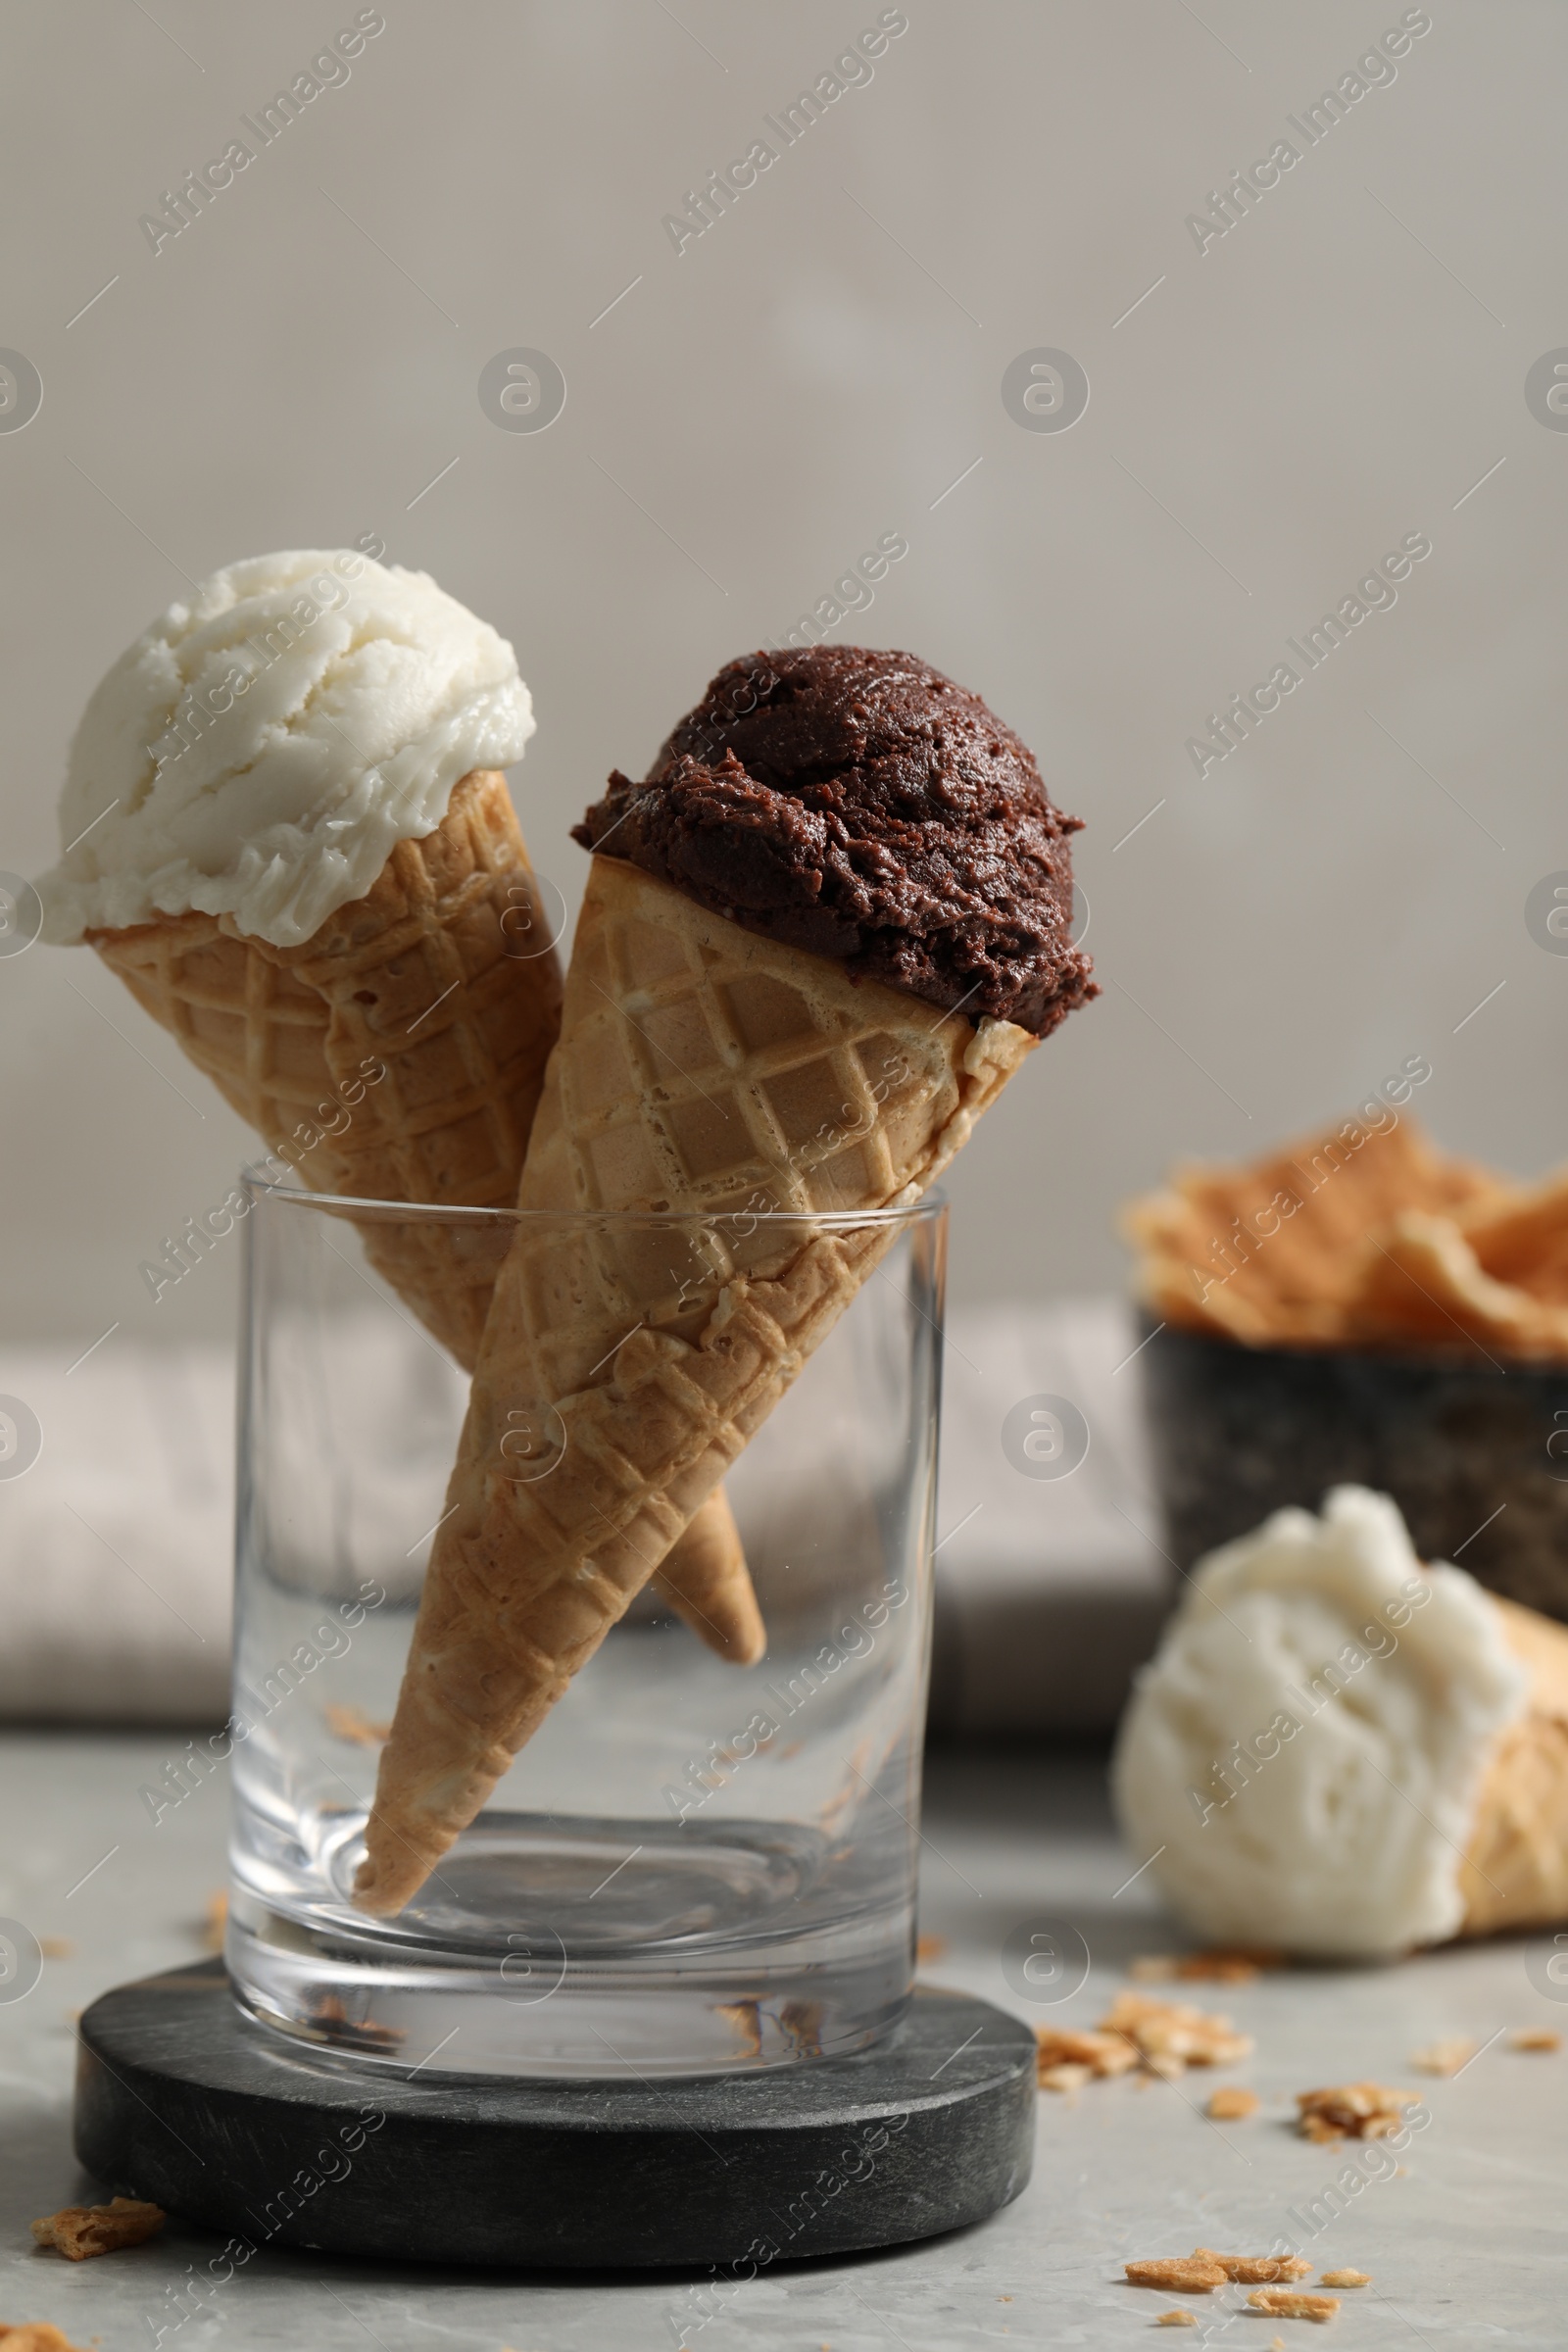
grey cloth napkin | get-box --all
[0,1300,1169,1728]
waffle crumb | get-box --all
[0,2328,94,2350]
[1319,2270,1371,2287]
[35,1938,73,1961]
[311,1994,406,2052]
[1296,2082,1417,2140]
[202,1889,227,1951]
[30,2196,165,2261]
[1510,2028,1561,2052]
[1206,2085,1260,2120]
[715,1999,763,2060]
[1101,1990,1253,2075]
[1125,2258,1228,2293]
[915,1933,948,1964]
[1036,2027,1140,2083]
[1410,2036,1478,2077]
[1195,2251,1311,2284]
[1156,2315,1198,2328]
[1039,2061,1094,2093]
[1130,1948,1284,1985]
[1248,2288,1340,2322]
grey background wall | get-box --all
[2,0,1561,1348]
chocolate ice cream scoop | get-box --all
[572,645,1095,1038]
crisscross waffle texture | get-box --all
[88,775,749,1641]
[356,856,1035,1911]
[91,769,561,1367]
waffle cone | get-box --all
[1459,1594,1568,1937]
[648,1484,764,1665]
[89,768,561,1367]
[87,771,741,1641]
[354,856,1036,1912]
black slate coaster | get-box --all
[74,1961,1035,2271]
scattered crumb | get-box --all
[35,1938,72,1961]
[1248,2288,1340,2322]
[1039,1994,1251,2094]
[1510,2028,1561,2052]
[1206,2085,1260,2121]
[715,2000,762,2061]
[1039,2061,1094,2094]
[0,2327,94,2350]
[1319,2270,1371,2288]
[1036,2028,1140,2085]
[1125,2258,1227,2293]
[778,1999,822,2058]
[1130,1948,1284,1985]
[1410,2036,1478,2077]
[1195,2252,1311,2284]
[1102,1990,1253,2074]
[310,1995,406,2052]
[1296,2082,1417,2141]
[30,2197,165,2261]
[915,1933,948,1965]
[202,1890,227,1951]
[324,1701,392,1747]
[1156,2315,1198,2328]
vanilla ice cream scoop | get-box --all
[36,549,534,948]
[1111,1487,1568,1959]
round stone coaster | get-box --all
[74,1960,1035,2270]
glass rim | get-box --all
[240,1164,949,1234]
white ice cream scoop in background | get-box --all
[36,548,535,949]
[1112,1486,1568,1959]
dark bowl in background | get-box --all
[1140,1316,1568,1621]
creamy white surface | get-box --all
[1111,1486,1525,1958]
[36,550,534,949]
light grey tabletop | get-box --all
[1,1733,1563,2349]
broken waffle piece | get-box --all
[1206,2085,1260,2120]
[1411,2035,1478,2077]
[1346,1205,1568,1361]
[1297,2082,1417,2141]
[1156,2315,1198,2328]
[1195,2252,1310,2284]
[1125,2257,1227,2293]
[1319,2270,1371,2288]
[30,2196,165,2261]
[1248,2288,1341,2323]
[1121,1115,1507,1348]
[0,2328,93,2351]
[1510,2027,1561,2051]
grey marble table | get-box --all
[1,1733,1563,2349]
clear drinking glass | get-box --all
[225,1176,947,2078]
